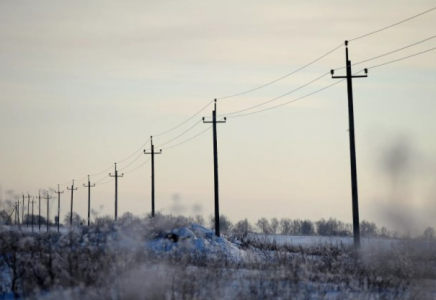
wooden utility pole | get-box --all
[67,180,78,226]
[55,185,64,232]
[109,164,124,220]
[38,191,42,231]
[16,201,21,229]
[144,137,162,217]
[331,40,368,249]
[31,197,36,233]
[27,193,31,228]
[83,176,95,226]
[22,193,25,228]
[202,99,226,237]
[44,192,53,232]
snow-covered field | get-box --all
[256,233,403,250]
[1,221,435,299]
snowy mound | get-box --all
[147,224,247,262]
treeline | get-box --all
[2,207,435,239]
[215,216,386,238]
[205,216,434,239]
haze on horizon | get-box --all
[1,1,435,235]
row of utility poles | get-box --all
[8,42,365,249]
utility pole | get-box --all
[83,176,95,226]
[55,184,64,232]
[31,197,36,233]
[13,204,17,225]
[202,99,226,237]
[17,201,21,229]
[44,192,53,232]
[14,203,18,225]
[22,193,25,228]
[38,191,42,231]
[67,180,78,226]
[109,163,124,220]
[27,193,31,228]
[331,40,368,249]
[144,137,162,218]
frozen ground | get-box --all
[254,233,401,249]
[1,222,435,299]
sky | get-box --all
[1,1,435,234]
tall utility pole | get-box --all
[202,99,227,237]
[109,164,124,220]
[17,201,21,228]
[83,176,95,226]
[38,191,42,231]
[67,180,78,226]
[27,193,31,228]
[14,203,18,225]
[144,137,162,218]
[331,40,368,249]
[44,192,53,232]
[55,184,64,232]
[31,197,36,233]
[22,193,25,228]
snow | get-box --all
[254,234,401,250]
[146,224,247,262]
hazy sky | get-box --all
[1,1,435,234]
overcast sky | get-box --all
[1,1,435,234]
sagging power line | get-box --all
[51,6,436,190]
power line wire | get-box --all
[217,44,343,100]
[349,6,436,42]
[218,6,436,101]
[368,46,436,69]
[95,175,111,184]
[156,119,203,148]
[222,72,330,117]
[229,44,436,119]
[152,100,214,138]
[38,6,436,190]
[334,34,436,71]
[161,126,212,150]
[119,152,144,172]
[95,179,113,186]
[228,78,346,119]
[123,158,151,174]
[116,137,151,164]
